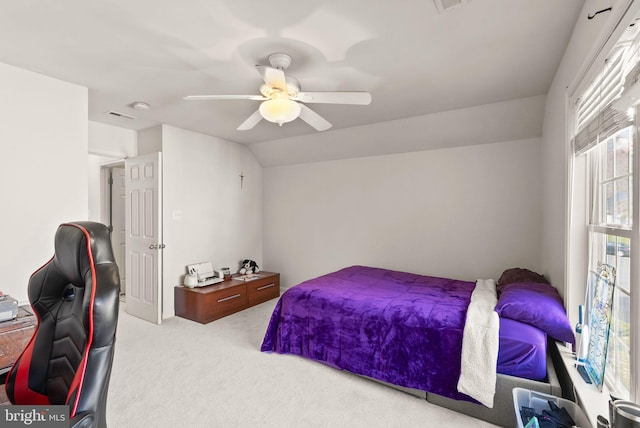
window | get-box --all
[573,20,640,400]
[586,126,633,397]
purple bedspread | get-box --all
[261,265,477,401]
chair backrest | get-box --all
[6,221,120,427]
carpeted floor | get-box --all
[107,299,499,427]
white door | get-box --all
[111,166,126,296]
[125,153,162,324]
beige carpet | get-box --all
[107,299,498,427]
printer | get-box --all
[186,262,223,287]
[0,294,18,322]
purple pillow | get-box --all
[495,281,575,344]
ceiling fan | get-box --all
[184,53,372,132]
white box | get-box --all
[513,387,592,428]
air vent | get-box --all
[106,110,135,120]
[434,0,470,13]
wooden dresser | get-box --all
[174,271,280,324]
[0,306,36,375]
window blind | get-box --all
[573,23,640,155]
[574,49,628,155]
[573,105,632,155]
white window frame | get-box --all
[570,14,640,400]
[585,124,635,397]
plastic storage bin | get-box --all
[513,387,592,428]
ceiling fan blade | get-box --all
[298,104,332,131]
[237,110,263,131]
[295,91,372,105]
[184,95,267,101]
[256,65,287,92]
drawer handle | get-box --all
[257,283,276,291]
[217,294,241,303]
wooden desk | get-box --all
[175,272,280,324]
[0,306,36,375]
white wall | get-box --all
[0,61,88,303]
[264,138,542,289]
[160,125,263,317]
[87,154,109,221]
[251,95,546,167]
[138,126,162,154]
[88,120,137,158]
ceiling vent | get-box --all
[106,110,135,120]
[434,0,470,13]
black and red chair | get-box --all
[5,221,120,428]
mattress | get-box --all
[497,317,547,381]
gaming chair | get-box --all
[5,222,120,428]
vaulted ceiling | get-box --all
[0,0,583,148]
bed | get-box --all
[261,265,574,427]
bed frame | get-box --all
[264,266,567,426]
[362,339,562,427]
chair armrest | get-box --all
[70,411,95,428]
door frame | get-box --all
[99,159,125,224]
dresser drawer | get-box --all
[175,283,248,324]
[200,285,247,322]
[247,274,280,307]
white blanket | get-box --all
[456,279,500,408]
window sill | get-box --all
[555,341,611,427]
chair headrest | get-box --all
[54,222,115,287]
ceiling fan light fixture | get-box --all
[184,52,371,131]
[259,98,301,125]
